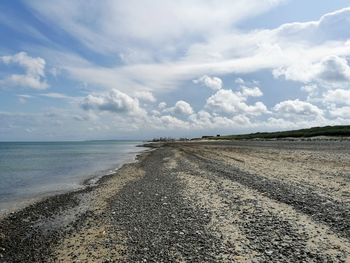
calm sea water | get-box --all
[0,140,145,214]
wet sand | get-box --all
[0,141,349,262]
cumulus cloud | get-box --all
[317,56,350,83]
[275,7,350,43]
[231,114,251,126]
[240,86,263,97]
[158,115,188,129]
[301,84,318,94]
[7,3,350,139]
[193,75,223,91]
[189,110,252,130]
[158,102,167,110]
[188,110,213,128]
[329,106,350,119]
[165,100,194,115]
[270,9,350,87]
[81,89,145,116]
[0,52,48,89]
[324,89,350,105]
[273,99,323,117]
[274,55,350,85]
[205,89,267,116]
[134,90,156,103]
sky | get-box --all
[1,0,350,141]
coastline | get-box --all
[0,146,152,262]
[1,141,349,262]
[0,143,148,218]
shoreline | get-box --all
[0,145,149,219]
[0,146,153,261]
[1,141,349,262]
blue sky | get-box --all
[1,0,350,141]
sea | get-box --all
[0,140,145,215]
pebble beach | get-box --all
[1,140,349,262]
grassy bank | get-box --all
[208,125,350,140]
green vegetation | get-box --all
[207,125,350,140]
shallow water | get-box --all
[0,140,145,214]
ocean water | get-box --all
[0,140,145,214]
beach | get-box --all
[1,141,350,262]
[0,141,143,215]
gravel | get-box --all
[1,141,349,262]
[182,146,350,240]
[108,147,227,262]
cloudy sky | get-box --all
[1,0,350,141]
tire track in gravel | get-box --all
[175,152,349,262]
[179,145,350,240]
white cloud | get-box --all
[261,117,326,131]
[7,3,350,140]
[275,7,350,43]
[301,84,318,94]
[81,89,145,116]
[188,110,213,128]
[158,102,167,110]
[150,110,161,116]
[329,106,350,119]
[30,5,350,99]
[188,110,252,130]
[158,115,188,129]
[273,99,323,117]
[174,100,194,115]
[0,52,48,89]
[17,0,350,102]
[193,75,222,91]
[240,86,263,97]
[205,89,268,116]
[165,100,194,115]
[231,114,251,125]
[324,89,350,105]
[274,55,350,85]
[317,56,350,83]
[134,90,156,103]
[22,0,289,95]
[26,0,283,55]
[269,9,350,87]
